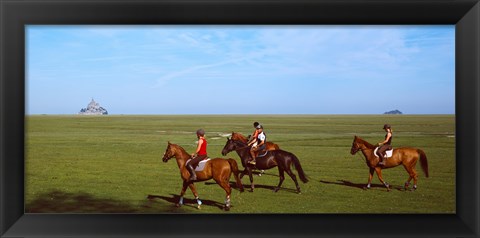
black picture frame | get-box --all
[1,0,479,237]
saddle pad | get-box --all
[186,158,211,171]
[373,147,393,158]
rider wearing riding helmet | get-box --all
[247,124,266,165]
[377,124,393,166]
[186,129,208,182]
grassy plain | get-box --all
[25,114,455,213]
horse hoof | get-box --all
[197,205,201,210]
[249,189,254,192]
[224,206,230,211]
[363,187,369,190]
[175,203,181,207]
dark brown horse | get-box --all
[230,132,279,176]
[230,132,280,150]
[222,137,308,193]
[350,136,429,191]
[162,142,243,211]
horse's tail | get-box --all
[227,158,244,192]
[417,149,429,178]
[291,153,309,183]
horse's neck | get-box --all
[358,138,376,161]
[359,138,375,150]
[234,141,250,161]
[173,146,190,168]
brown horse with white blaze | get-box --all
[162,142,243,211]
[350,136,429,191]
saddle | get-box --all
[254,147,269,158]
[373,147,393,158]
[185,158,211,171]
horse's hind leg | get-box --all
[285,168,301,194]
[403,164,418,191]
[274,167,285,193]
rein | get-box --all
[231,140,251,151]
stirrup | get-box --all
[248,160,256,165]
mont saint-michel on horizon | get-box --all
[79,98,108,115]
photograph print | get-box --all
[25,25,455,213]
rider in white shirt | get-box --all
[247,124,266,165]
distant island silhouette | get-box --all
[79,98,108,115]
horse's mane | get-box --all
[231,132,248,142]
[169,143,190,157]
[230,136,248,147]
[355,136,376,149]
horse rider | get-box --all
[186,129,208,182]
[377,124,393,166]
[247,124,266,165]
[247,121,260,145]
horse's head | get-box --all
[350,136,361,155]
[222,137,236,156]
[162,142,176,163]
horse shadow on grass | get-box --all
[320,180,404,191]
[146,194,227,211]
[203,181,298,194]
[26,190,188,213]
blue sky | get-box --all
[26,25,455,114]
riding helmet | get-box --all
[196,129,205,136]
[256,124,263,129]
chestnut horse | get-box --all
[162,142,243,211]
[350,136,429,191]
[222,138,308,193]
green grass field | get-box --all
[25,115,455,213]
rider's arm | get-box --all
[248,130,258,146]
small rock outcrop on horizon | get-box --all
[79,99,108,115]
[384,109,403,115]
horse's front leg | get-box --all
[177,181,189,207]
[364,167,374,190]
[188,183,202,209]
[239,167,248,179]
[374,167,390,191]
[247,167,255,192]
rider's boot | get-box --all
[378,154,385,166]
[186,163,197,182]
